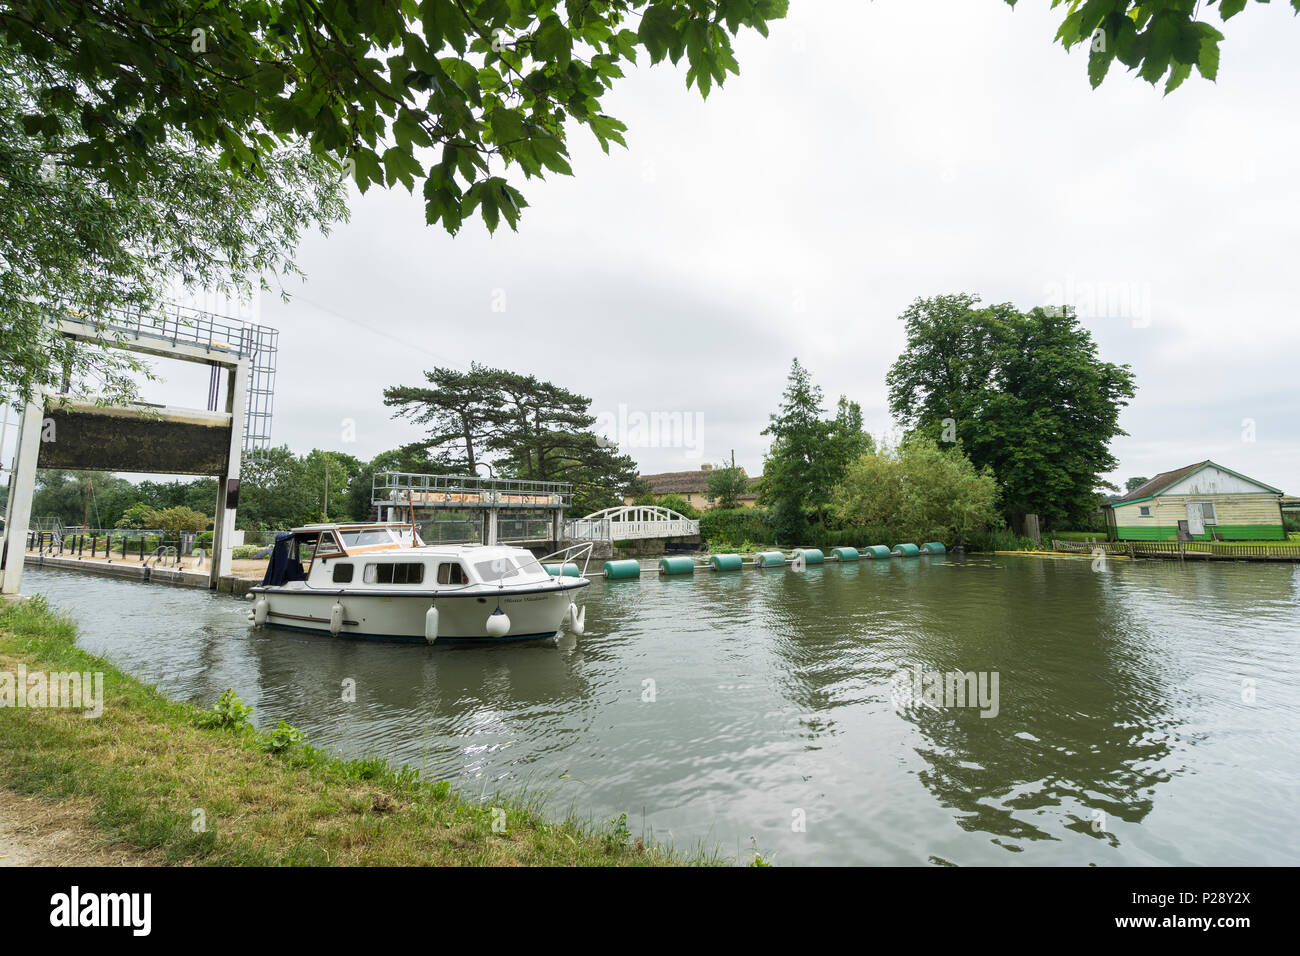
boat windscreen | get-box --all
[339,528,395,548]
[474,557,521,583]
[514,555,544,576]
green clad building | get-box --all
[1104,461,1286,542]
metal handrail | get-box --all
[61,303,268,359]
[538,541,596,577]
[372,470,572,508]
[143,546,180,568]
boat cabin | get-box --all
[261,523,418,586]
[259,523,552,590]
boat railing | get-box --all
[538,541,596,578]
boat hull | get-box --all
[251,582,587,644]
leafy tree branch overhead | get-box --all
[0,0,790,236]
[1022,0,1300,94]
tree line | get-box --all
[699,294,1135,549]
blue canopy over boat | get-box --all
[261,533,308,587]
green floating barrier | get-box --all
[709,553,744,572]
[831,546,859,561]
[893,543,921,557]
[603,559,642,579]
[793,548,825,565]
[544,562,580,577]
[756,550,786,568]
[658,556,695,575]
[921,542,947,554]
[864,545,893,559]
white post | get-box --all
[209,360,248,588]
[486,507,498,546]
[1,398,45,594]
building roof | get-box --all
[637,468,760,498]
[1107,460,1282,507]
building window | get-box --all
[1139,506,1151,516]
[363,562,425,584]
[1199,501,1217,525]
[332,563,354,583]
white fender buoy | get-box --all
[424,605,439,645]
[485,608,511,638]
[253,596,269,627]
[568,602,585,636]
[330,601,344,637]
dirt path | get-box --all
[0,790,160,866]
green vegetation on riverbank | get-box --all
[0,597,702,866]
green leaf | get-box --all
[1163,60,1192,95]
[535,15,572,68]
[1088,43,1114,89]
[639,6,677,64]
[1197,34,1220,81]
[1218,0,1248,20]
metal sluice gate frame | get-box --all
[60,303,279,455]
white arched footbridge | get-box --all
[564,505,699,542]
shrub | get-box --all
[966,528,1038,552]
[700,508,775,548]
[653,494,700,519]
[194,689,254,730]
[259,721,306,754]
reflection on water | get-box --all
[23,556,1300,865]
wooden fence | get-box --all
[1052,539,1300,562]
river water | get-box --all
[21,555,1300,866]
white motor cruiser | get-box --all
[247,522,589,644]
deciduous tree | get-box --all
[0,38,347,403]
[832,436,1002,547]
[887,294,1136,529]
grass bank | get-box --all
[0,596,702,866]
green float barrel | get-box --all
[793,548,825,565]
[658,556,695,575]
[756,551,786,568]
[709,553,744,572]
[893,543,921,557]
[831,546,859,561]
[544,562,580,577]
[603,559,642,579]
[864,545,892,559]
[921,542,946,554]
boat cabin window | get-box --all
[313,531,344,559]
[475,557,521,583]
[363,562,425,585]
[339,528,396,549]
[436,562,468,585]
[332,563,354,584]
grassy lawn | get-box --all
[0,596,708,866]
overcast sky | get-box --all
[69,0,1300,495]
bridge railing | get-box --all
[564,517,699,541]
[372,471,572,509]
